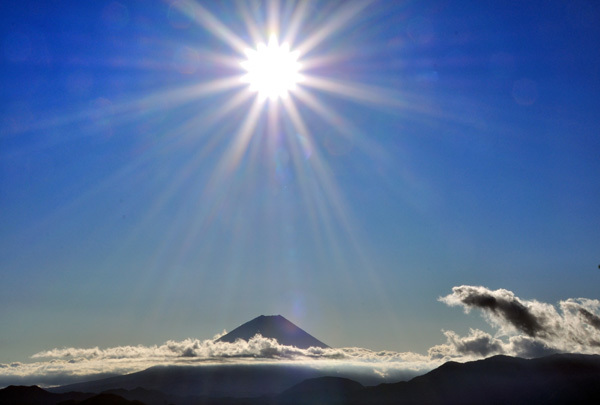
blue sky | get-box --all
[1,0,600,372]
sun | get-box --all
[241,34,303,101]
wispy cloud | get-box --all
[3,286,600,388]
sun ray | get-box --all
[139,1,396,314]
[5,75,244,140]
[293,87,357,143]
[267,0,280,39]
[281,97,330,248]
[196,51,249,71]
[298,86,389,163]
[280,97,355,245]
[282,0,310,46]
[295,0,372,57]
[198,89,255,134]
[301,75,399,107]
[170,0,249,54]
[219,96,264,176]
[101,104,255,252]
[282,95,394,315]
[267,99,280,154]
[159,77,244,103]
[298,50,355,71]
[172,97,265,263]
[239,1,266,45]
[301,72,486,128]
[95,77,245,128]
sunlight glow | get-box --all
[241,34,303,100]
[121,1,392,313]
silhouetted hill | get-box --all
[0,385,134,405]
[58,393,145,405]
[35,353,600,404]
[217,315,329,349]
[51,364,331,398]
[276,377,364,404]
[354,353,600,404]
[0,385,58,405]
[100,388,182,405]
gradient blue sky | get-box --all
[1,0,599,365]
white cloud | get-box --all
[0,334,437,388]
[3,286,600,388]
[428,329,505,360]
[438,285,600,357]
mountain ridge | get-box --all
[354,353,600,404]
[6,353,600,404]
[216,315,330,349]
[50,364,332,398]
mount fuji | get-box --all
[216,315,330,349]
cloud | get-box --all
[578,308,600,330]
[427,328,561,361]
[438,285,600,357]
[3,286,600,388]
[0,334,436,388]
[28,333,434,367]
[507,335,558,358]
[439,285,555,338]
[428,329,505,360]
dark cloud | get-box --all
[441,286,600,356]
[508,336,559,358]
[440,286,546,337]
[452,330,504,356]
[579,308,600,330]
[428,329,505,360]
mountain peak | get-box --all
[217,315,330,349]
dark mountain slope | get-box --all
[0,385,62,405]
[217,315,329,349]
[58,392,144,405]
[0,385,134,405]
[100,388,186,405]
[276,377,364,405]
[6,354,600,404]
[353,353,600,405]
[51,364,329,398]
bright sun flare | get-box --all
[241,34,302,100]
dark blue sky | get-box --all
[1,0,599,364]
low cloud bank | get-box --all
[2,285,600,388]
[0,334,434,387]
[29,335,429,364]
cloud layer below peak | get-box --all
[2,285,600,388]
